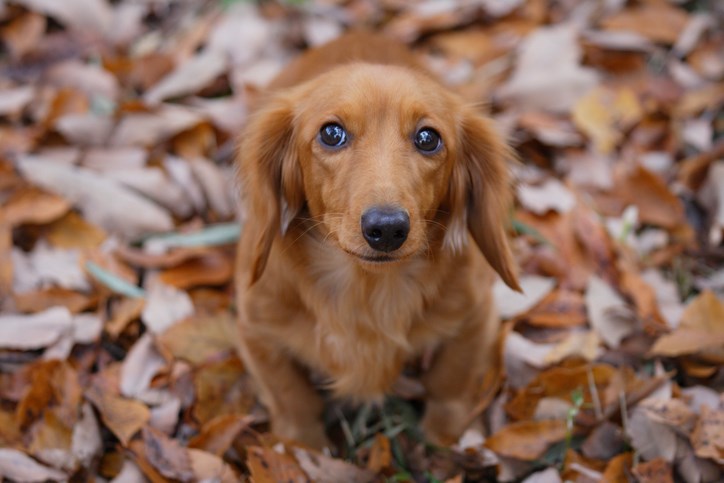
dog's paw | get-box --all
[421,399,471,446]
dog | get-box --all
[235,31,520,450]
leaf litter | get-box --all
[0,0,723,481]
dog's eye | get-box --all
[319,123,347,148]
[414,128,442,153]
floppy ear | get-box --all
[446,109,521,291]
[237,96,304,286]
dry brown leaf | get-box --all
[246,445,308,483]
[506,364,616,421]
[16,155,173,239]
[293,446,376,483]
[119,333,166,399]
[0,448,67,482]
[111,167,194,218]
[158,311,237,365]
[572,85,642,154]
[141,281,194,334]
[640,398,697,435]
[45,211,107,250]
[585,276,635,349]
[0,86,36,117]
[493,275,556,319]
[524,289,587,328]
[497,24,599,113]
[144,49,227,105]
[601,3,689,44]
[142,426,194,481]
[600,451,632,483]
[105,297,144,338]
[627,405,677,463]
[0,307,73,350]
[13,0,113,35]
[0,225,11,303]
[0,11,46,59]
[367,433,392,472]
[485,420,567,461]
[690,405,724,463]
[114,245,211,269]
[16,360,81,429]
[0,187,70,227]
[13,287,95,314]
[631,458,674,483]
[188,414,254,456]
[192,356,255,425]
[517,178,575,215]
[158,251,233,289]
[85,384,149,446]
[187,448,239,483]
[72,402,102,469]
[27,408,75,471]
[111,105,203,147]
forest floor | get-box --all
[0,0,722,481]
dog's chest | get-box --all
[304,258,436,399]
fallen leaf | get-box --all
[485,420,568,461]
[188,448,239,483]
[293,446,376,483]
[600,451,632,483]
[0,307,72,349]
[45,211,107,250]
[602,3,689,44]
[0,448,67,482]
[627,406,677,463]
[0,11,46,59]
[144,49,227,105]
[13,0,113,35]
[367,433,392,472]
[631,458,674,483]
[141,281,194,333]
[697,161,724,246]
[572,85,643,154]
[158,251,233,289]
[246,445,308,483]
[16,155,173,239]
[12,242,90,293]
[142,426,194,481]
[690,405,724,463]
[120,333,167,399]
[86,384,149,446]
[158,311,237,365]
[71,403,102,468]
[517,178,575,215]
[13,287,95,314]
[111,167,194,218]
[192,356,255,425]
[524,289,587,328]
[0,86,36,117]
[494,275,556,319]
[585,276,635,348]
[27,408,75,471]
[497,24,599,113]
[111,105,203,147]
[16,360,81,429]
[188,414,255,456]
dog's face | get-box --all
[239,63,520,289]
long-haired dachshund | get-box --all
[235,31,519,449]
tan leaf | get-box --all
[27,408,75,471]
[144,49,227,105]
[494,275,556,319]
[120,333,167,399]
[187,448,239,483]
[141,281,194,334]
[158,311,237,365]
[16,360,81,429]
[45,211,107,250]
[158,251,233,289]
[13,287,95,314]
[600,452,632,483]
[0,448,67,482]
[16,155,173,239]
[497,24,599,113]
[246,445,308,483]
[0,307,72,350]
[691,405,724,463]
[602,3,689,44]
[293,446,376,483]
[367,433,392,472]
[631,458,674,483]
[585,276,635,349]
[111,105,203,147]
[86,385,149,446]
[517,178,575,215]
[142,426,194,481]
[0,11,46,59]
[188,414,255,456]
[0,187,70,227]
[485,420,568,460]
[13,0,113,35]
[192,356,255,425]
[0,86,35,117]
[524,289,587,328]
[572,86,642,154]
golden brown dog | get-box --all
[235,32,519,449]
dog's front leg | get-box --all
[420,305,500,446]
[238,332,329,449]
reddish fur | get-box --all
[235,32,519,449]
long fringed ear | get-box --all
[447,109,521,292]
[237,96,304,286]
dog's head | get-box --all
[238,63,520,290]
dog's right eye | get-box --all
[319,123,347,148]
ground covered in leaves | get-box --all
[0,0,723,482]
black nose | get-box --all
[361,207,410,252]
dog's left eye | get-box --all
[319,123,348,148]
[414,128,442,153]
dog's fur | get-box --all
[235,32,519,449]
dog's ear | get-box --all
[447,109,521,291]
[237,96,304,286]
